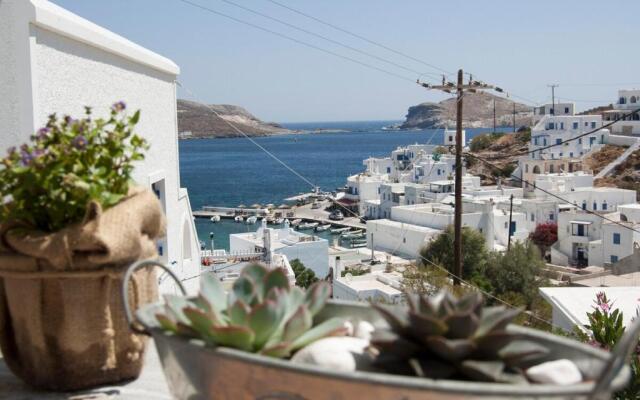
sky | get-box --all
[53,0,640,123]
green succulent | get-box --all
[370,290,549,383]
[156,264,346,358]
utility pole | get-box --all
[418,72,502,285]
[493,98,496,133]
[507,194,514,251]
[547,84,559,114]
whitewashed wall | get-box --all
[0,0,201,294]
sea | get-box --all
[179,121,509,250]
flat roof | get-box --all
[368,219,442,233]
[540,287,640,328]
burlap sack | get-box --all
[0,186,165,391]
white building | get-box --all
[345,173,385,216]
[529,115,608,160]
[552,207,640,268]
[230,220,329,278]
[366,219,441,259]
[0,0,201,293]
[539,287,640,332]
[532,102,575,125]
[442,128,466,147]
[603,89,640,136]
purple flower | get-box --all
[111,101,126,112]
[64,116,75,125]
[71,135,87,150]
[20,150,33,166]
[36,127,50,140]
[7,146,16,156]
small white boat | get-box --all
[210,215,221,223]
[341,233,366,240]
[351,242,367,248]
[298,222,319,230]
[234,216,244,223]
[340,229,363,238]
[290,219,302,226]
[315,224,331,232]
[331,227,350,234]
[274,218,285,224]
[245,216,258,224]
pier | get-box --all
[193,201,366,230]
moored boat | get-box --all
[330,227,350,234]
[340,229,364,238]
[290,219,302,226]
[234,216,244,223]
[210,215,221,223]
[245,216,258,224]
[315,223,331,232]
[298,222,319,230]
[274,217,285,224]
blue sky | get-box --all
[54,0,640,122]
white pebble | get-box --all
[291,337,371,372]
[526,359,582,385]
[353,321,375,341]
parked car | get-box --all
[311,202,322,209]
[329,210,344,221]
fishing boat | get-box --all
[245,216,258,224]
[298,222,319,230]
[341,233,366,240]
[234,216,244,223]
[340,229,364,239]
[315,224,331,232]
[330,227,350,234]
[210,215,221,223]
[290,219,302,226]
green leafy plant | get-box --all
[0,102,147,232]
[584,292,640,399]
[156,264,346,358]
[370,290,548,383]
[290,259,318,289]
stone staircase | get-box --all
[595,138,640,179]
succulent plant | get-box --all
[370,290,549,383]
[156,264,346,358]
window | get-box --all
[534,137,538,145]
[578,138,582,144]
[620,97,626,105]
[591,122,596,129]
[632,96,637,104]
[572,223,587,236]
[611,255,618,263]
[590,137,596,145]
[403,237,406,243]
[543,138,547,146]
[565,107,570,114]
[582,201,587,210]
[573,122,579,129]
[613,233,621,245]
[386,167,391,173]
[560,122,564,130]
[556,138,562,145]
[559,152,563,157]
[530,213,535,222]
[525,164,529,173]
[602,201,607,210]
[550,108,554,115]
[570,152,573,157]
[593,202,597,210]
[549,213,554,221]
[448,135,453,142]
[549,164,555,173]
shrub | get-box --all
[291,259,318,289]
[529,222,558,256]
[0,103,147,232]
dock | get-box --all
[193,201,366,230]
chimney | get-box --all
[335,256,343,280]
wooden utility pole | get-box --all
[507,194,514,251]
[493,99,496,133]
[418,72,501,285]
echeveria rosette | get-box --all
[0,103,147,232]
[156,264,347,358]
[370,290,549,383]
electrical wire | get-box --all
[177,0,420,84]
[464,152,640,236]
[219,0,442,80]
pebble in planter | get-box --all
[370,290,551,383]
[155,264,347,357]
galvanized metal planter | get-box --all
[124,261,633,400]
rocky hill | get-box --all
[177,99,292,139]
[399,92,532,130]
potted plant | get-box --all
[126,261,634,399]
[0,102,164,391]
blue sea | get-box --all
[179,121,508,250]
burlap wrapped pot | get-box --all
[0,186,165,391]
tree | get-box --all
[290,259,318,289]
[529,222,558,257]
[484,241,547,308]
[419,225,489,281]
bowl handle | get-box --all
[589,315,640,399]
[122,259,187,335]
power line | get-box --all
[218,0,442,80]
[264,0,454,77]
[489,106,640,159]
[465,152,640,236]
[177,0,417,83]
[555,82,640,87]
